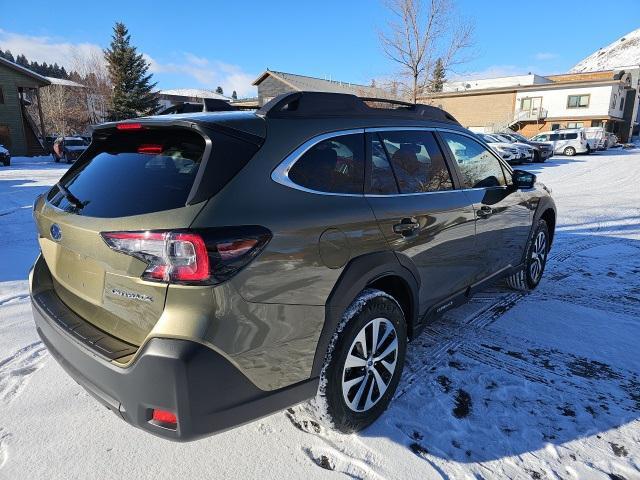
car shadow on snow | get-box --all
[359,232,640,467]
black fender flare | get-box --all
[310,250,419,377]
[520,194,557,265]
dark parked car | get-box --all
[53,136,88,163]
[0,144,10,166]
[30,92,556,441]
[498,131,554,163]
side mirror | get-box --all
[512,169,536,189]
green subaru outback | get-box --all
[30,92,556,441]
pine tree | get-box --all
[232,90,237,100]
[16,54,28,67]
[1,49,15,62]
[430,58,446,93]
[104,22,159,120]
[215,86,224,95]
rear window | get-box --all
[289,133,364,194]
[48,128,206,218]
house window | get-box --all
[521,98,532,110]
[567,122,584,129]
[551,123,561,130]
[591,120,603,128]
[620,97,625,110]
[567,94,590,108]
[0,86,4,104]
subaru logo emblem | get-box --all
[50,224,62,241]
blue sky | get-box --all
[1,0,638,97]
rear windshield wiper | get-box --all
[56,182,84,210]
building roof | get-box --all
[44,76,86,88]
[0,56,50,86]
[422,75,630,100]
[253,70,396,99]
[158,88,230,100]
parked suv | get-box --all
[497,131,554,163]
[53,136,88,163]
[30,92,556,441]
[530,128,589,156]
[476,133,519,163]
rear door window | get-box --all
[369,137,398,194]
[378,130,453,193]
[289,134,364,194]
[48,128,206,218]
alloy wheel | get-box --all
[529,230,547,282]
[341,317,398,412]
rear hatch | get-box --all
[33,121,262,345]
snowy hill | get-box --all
[571,28,640,72]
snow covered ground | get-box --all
[1,150,639,480]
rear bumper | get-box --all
[30,272,317,442]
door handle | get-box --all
[477,205,493,218]
[393,218,420,236]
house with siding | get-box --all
[0,56,49,156]
[252,70,396,107]
[421,69,639,142]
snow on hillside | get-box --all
[1,151,640,479]
[571,28,640,72]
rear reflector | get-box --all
[152,409,177,427]
[116,122,143,131]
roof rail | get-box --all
[256,91,460,124]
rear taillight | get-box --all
[100,227,271,285]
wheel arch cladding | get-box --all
[540,208,556,246]
[311,251,419,377]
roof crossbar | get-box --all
[257,91,460,124]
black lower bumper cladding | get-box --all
[31,291,317,441]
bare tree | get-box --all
[40,84,87,136]
[71,49,111,124]
[379,0,474,103]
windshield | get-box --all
[495,135,513,143]
[509,132,527,142]
[480,134,499,143]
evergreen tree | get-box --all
[0,49,15,62]
[215,86,224,95]
[231,90,237,100]
[16,54,28,67]
[104,22,159,120]
[430,58,446,93]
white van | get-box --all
[530,129,589,156]
[584,127,607,151]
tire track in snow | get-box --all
[395,291,527,399]
[395,232,600,401]
[0,427,10,470]
[0,294,30,307]
[285,407,388,479]
[0,341,48,404]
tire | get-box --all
[564,146,576,156]
[506,219,550,291]
[319,289,407,433]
